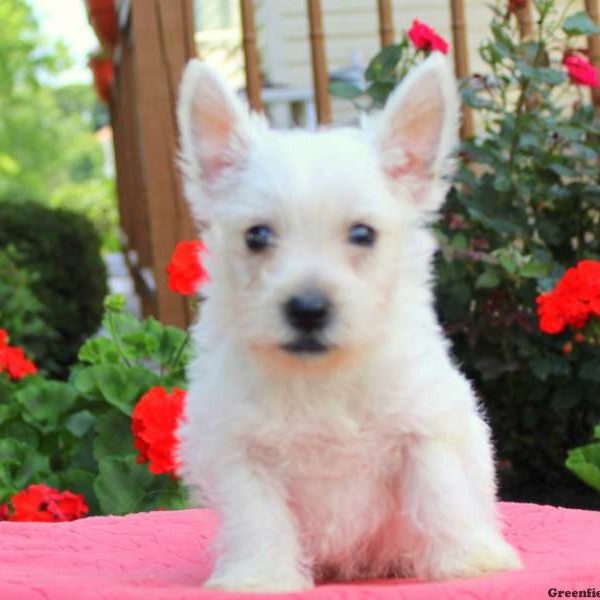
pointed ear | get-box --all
[375,53,459,211]
[177,60,252,194]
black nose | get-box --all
[284,293,331,332]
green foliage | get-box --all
[0,1,118,252]
[566,424,600,494]
[437,2,600,494]
[0,201,108,378]
[0,246,58,372]
[50,177,120,252]
[0,295,190,515]
[334,1,600,497]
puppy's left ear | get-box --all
[177,59,253,209]
[375,53,459,211]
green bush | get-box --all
[332,0,600,503]
[0,201,108,377]
[0,246,58,373]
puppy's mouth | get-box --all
[281,336,330,355]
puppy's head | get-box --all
[177,54,459,372]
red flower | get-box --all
[407,20,449,54]
[167,240,208,296]
[0,329,8,347]
[563,53,599,88]
[0,503,9,521]
[132,386,186,476]
[536,260,600,334]
[0,344,37,380]
[8,484,88,522]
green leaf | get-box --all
[329,81,363,100]
[366,80,396,106]
[475,268,501,289]
[94,456,159,515]
[365,44,403,81]
[566,443,600,493]
[555,125,583,142]
[493,173,512,193]
[450,233,468,251]
[531,355,571,381]
[93,410,136,459]
[497,252,518,275]
[580,359,600,383]
[563,11,600,36]
[520,260,551,279]
[550,385,581,412]
[15,381,79,432]
[72,365,160,415]
[462,88,497,110]
[0,439,50,491]
[548,163,576,178]
[65,410,96,437]
[122,330,159,360]
[515,61,567,85]
[78,337,120,365]
[159,326,188,367]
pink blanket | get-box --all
[0,502,599,599]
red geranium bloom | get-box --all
[563,53,599,88]
[0,503,9,521]
[536,260,600,334]
[8,484,88,522]
[167,240,208,296]
[132,386,186,476]
[407,20,449,54]
[0,344,37,380]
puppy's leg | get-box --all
[401,417,522,580]
[205,460,312,592]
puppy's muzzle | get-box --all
[282,292,331,354]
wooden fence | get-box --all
[110,0,600,327]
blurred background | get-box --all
[2,0,600,517]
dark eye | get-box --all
[245,225,275,251]
[348,223,377,247]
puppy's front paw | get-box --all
[205,567,313,592]
[420,530,522,581]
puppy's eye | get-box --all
[348,223,377,247]
[245,225,275,251]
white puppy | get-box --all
[176,53,521,592]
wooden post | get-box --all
[307,0,332,125]
[240,0,264,112]
[515,0,533,39]
[585,0,600,111]
[128,0,196,327]
[111,38,155,316]
[449,0,474,138]
[377,0,395,48]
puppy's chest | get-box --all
[245,416,403,483]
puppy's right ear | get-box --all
[177,60,252,196]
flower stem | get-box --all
[169,333,190,372]
[108,312,133,368]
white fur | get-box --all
[176,54,521,592]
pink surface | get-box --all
[0,502,599,599]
